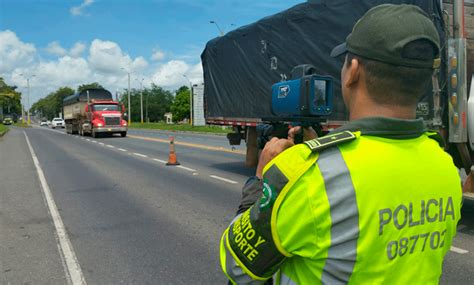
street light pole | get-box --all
[183,75,193,126]
[210,20,224,36]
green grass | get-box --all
[0,124,9,137]
[128,122,230,134]
[13,122,31,128]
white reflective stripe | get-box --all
[318,147,359,284]
[279,272,297,285]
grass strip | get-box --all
[128,122,230,135]
[0,124,9,137]
[13,122,31,128]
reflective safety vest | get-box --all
[220,130,462,284]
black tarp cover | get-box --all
[63,88,113,106]
[201,0,445,122]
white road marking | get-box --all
[106,145,115,148]
[210,175,238,184]
[177,165,196,172]
[91,140,97,143]
[450,246,469,254]
[24,132,86,285]
[117,148,127,152]
[86,139,91,142]
[153,158,167,164]
[98,142,105,146]
[133,152,148,158]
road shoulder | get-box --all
[0,128,66,283]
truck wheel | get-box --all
[120,132,127,137]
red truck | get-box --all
[63,88,127,138]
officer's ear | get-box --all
[343,56,361,89]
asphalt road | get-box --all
[1,125,473,284]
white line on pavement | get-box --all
[210,175,238,184]
[98,142,105,146]
[24,132,86,285]
[153,158,167,164]
[92,141,97,143]
[450,246,469,254]
[106,145,115,148]
[117,148,127,152]
[86,139,91,142]
[133,152,148,158]
[177,165,196,172]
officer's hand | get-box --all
[288,126,318,143]
[256,137,294,178]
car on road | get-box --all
[40,119,50,127]
[51,118,65,129]
[2,117,13,125]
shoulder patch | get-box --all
[304,130,356,152]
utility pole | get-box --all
[136,78,144,124]
[121,68,132,125]
[20,74,35,125]
[183,75,193,126]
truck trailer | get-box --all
[201,0,474,200]
[63,88,127,138]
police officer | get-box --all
[220,4,462,284]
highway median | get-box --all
[128,122,230,135]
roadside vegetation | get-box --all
[0,124,9,137]
[128,122,230,134]
[13,122,31,128]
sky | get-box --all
[0,0,303,108]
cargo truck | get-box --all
[201,0,474,200]
[63,88,127,138]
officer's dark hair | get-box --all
[346,39,436,106]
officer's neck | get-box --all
[348,93,417,121]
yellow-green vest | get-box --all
[221,131,462,284]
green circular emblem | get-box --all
[259,181,276,211]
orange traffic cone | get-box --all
[166,136,180,166]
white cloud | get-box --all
[88,39,148,74]
[70,42,86,57]
[1,30,203,109]
[151,60,203,89]
[45,41,67,56]
[70,0,95,16]
[0,30,36,73]
[151,48,165,61]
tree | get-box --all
[0,77,22,120]
[119,84,173,122]
[171,86,190,122]
[77,82,104,93]
[31,87,74,120]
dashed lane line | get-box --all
[210,175,238,184]
[106,145,115,148]
[153,158,167,164]
[450,246,469,254]
[133,152,148,158]
[117,148,127,152]
[177,165,196,172]
[24,132,86,285]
